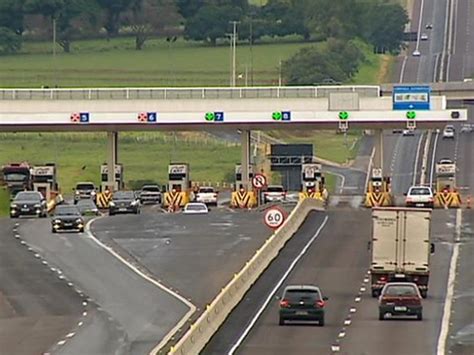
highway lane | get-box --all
[17,217,189,355]
[90,207,270,309]
[203,210,369,354]
[0,219,83,355]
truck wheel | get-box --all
[420,290,428,298]
[379,311,385,321]
[318,317,325,327]
[371,289,379,298]
[417,312,423,321]
[279,317,285,326]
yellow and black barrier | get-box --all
[298,191,326,203]
[434,191,461,208]
[163,191,189,208]
[97,191,113,209]
[231,190,257,209]
[365,191,392,208]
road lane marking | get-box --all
[429,131,440,187]
[228,215,329,355]
[412,132,425,185]
[85,217,197,355]
[436,208,462,355]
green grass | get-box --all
[0,38,309,87]
[0,133,240,194]
[0,187,9,216]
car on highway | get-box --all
[195,186,218,206]
[10,191,47,218]
[420,33,428,41]
[438,158,454,165]
[183,202,209,215]
[378,282,423,321]
[392,128,403,134]
[51,205,84,233]
[109,191,140,215]
[73,182,97,204]
[263,185,286,203]
[405,186,434,208]
[76,199,100,216]
[425,23,433,30]
[139,184,162,204]
[278,285,328,326]
[442,125,455,139]
[402,129,415,136]
[412,49,421,57]
[460,124,473,133]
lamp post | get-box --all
[229,21,240,87]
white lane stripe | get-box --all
[429,131,440,187]
[415,0,425,51]
[85,218,196,354]
[436,208,462,355]
[364,147,376,192]
[228,215,329,355]
[399,56,408,83]
[412,132,425,185]
[325,171,345,194]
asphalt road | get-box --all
[90,207,270,308]
[17,217,190,355]
[0,219,83,355]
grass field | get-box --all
[0,188,9,216]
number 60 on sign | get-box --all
[264,207,287,230]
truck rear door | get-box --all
[372,209,399,272]
[401,209,431,273]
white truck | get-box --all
[370,207,434,298]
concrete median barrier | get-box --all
[168,198,325,355]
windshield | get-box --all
[14,191,42,201]
[3,173,28,181]
[284,289,321,301]
[267,186,284,192]
[142,186,160,192]
[409,187,431,195]
[199,188,214,193]
[55,207,81,216]
[114,191,134,199]
[76,183,95,190]
[186,204,206,211]
[384,285,418,296]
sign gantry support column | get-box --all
[107,131,118,191]
[241,130,251,190]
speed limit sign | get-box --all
[252,173,267,189]
[264,207,287,230]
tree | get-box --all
[0,26,21,54]
[362,3,409,54]
[175,0,205,19]
[184,5,243,46]
[125,0,181,50]
[0,0,26,35]
[96,0,138,38]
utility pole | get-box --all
[230,21,240,87]
[249,19,254,86]
[52,17,57,87]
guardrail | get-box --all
[0,85,380,100]
[168,198,325,354]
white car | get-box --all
[421,33,428,41]
[403,129,415,136]
[412,49,421,57]
[442,125,455,139]
[460,124,473,133]
[263,185,286,203]
[405,186,434,208]
[183,202,209,215]
[195,186,218,206]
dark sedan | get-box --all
[109,191,140,215]
[51,205,84,233]
[10,191,48,218]
[379,282,423,320]
[76,199,100,216]
[278,285,328,326]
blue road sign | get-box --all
[393,86,431,110]
[147,112,157,122]
[80,112,89,123]
[214,112,224,122]
[282,111,291,121]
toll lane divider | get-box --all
[168,198,325,354]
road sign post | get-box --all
[263,206,287,230]
[252,173,267,206]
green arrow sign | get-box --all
[339,111,349,120]
[406,111,416,119]
[272,112,282,120]
[205,112,215,121]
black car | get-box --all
[10,191,47,218]
[51,205,84,233]
[278,285,328,326]
[379,282,423,321]
[76,199,100,216]
[73,182,97,204]
[109,191,140,215]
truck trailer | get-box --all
[370,207,434,298]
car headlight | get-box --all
[75,191,80,195]
[10,204,17,208]
[109,202,115,207]
[34,204,42,208]
[53,219,61,224]
[76,218,83,224]
[91,191,96,196]
[131,200,139,206]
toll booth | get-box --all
[434,162,461,208]
[163,163,190,208]
[1,162,32,196]
[235,164,254,190]
[31,164,59,201]
[365,168,392,207]
[100,164,124,192]
[298,164,328,202]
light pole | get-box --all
[229,21,240,87]
[52,17,57,87]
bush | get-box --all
[0,27,21,54]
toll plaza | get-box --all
[298,163,328,203]
[164,163,191,209]
[365,168,393,207]
[434,161,461,208]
